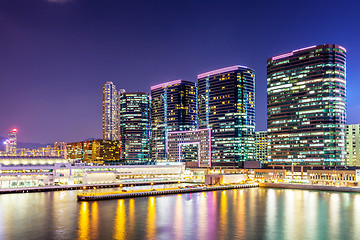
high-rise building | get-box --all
[119,92,151,164]
[254,131,268,163]
[102,82,119,140]
[267,44,346,163]
[346,124,360,166]
[7,128,17,155]
[198,65,255,164]
[150,80,197,162]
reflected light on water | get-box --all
[198,191,208,239]
[284,190,296,239]
[174,195,183,239]
[114,199,126,240]
[219,190,228,238]
[146,197,156,240]
[91,202,99,239]
[304,192,318,239]
[236,189,246,238]
[352,195,360,236]
[129,199,135,236]
[329,194,340,239]
[78,202,90,240]
[265,189,277,239]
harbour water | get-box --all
[0,185,359,240]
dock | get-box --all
[77,183,259,201]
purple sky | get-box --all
[1,0,360,144]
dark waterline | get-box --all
[0,186,359,240]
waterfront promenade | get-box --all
[0,179,196,194]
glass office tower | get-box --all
[151,80,197,162]
[119,92,150,164]
[267,44,346,163]
[198,65,255,163]
[102,82,119,140]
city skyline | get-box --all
[1,0,360,143]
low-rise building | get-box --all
[67,139,121,164]
[308,169,360,186]
[167,129,211,168]
[0,156,184,189]
[254,131,268,162]
[205,174,247,185]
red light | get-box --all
[11,128,18,132]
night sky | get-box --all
[1,0,360,144]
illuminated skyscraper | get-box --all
[119,92,151,163]
[8,128,17,155]
[198,66,255,164]
[267,44,346,163]
[102,82,119,140]
[150,80,197,162]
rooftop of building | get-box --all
[150,79,195,91]
[197,65,254,79]
[268,44,346,62]
[120,92,149,96]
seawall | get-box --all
[259,182,360,193]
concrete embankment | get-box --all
[259,182,360,193]
[0,180,180,194]
[77,183,259,201]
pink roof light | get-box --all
[197,65,252,79]
[150,80,182,91]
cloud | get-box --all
[46,0,72,3]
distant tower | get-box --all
[4,140,10,154]
[8,128,18,154]
[102,82,120,140]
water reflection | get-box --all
[78,202,90,240]
[146,197,156,239]
[219,190,228,238]
[114,200,126,240]
[206,191,217,239]
[235,189,246,238]
[128,199,135,236]
[91,202,99,239]
[173,195,183,239]
[329,193,340,239]
[1,187,360,239]
[197,192,208,239]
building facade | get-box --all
[198,65,255,164]
[254,131,268,162]
[267,44,346,163]
[167,129,211,167]
[103,82,119,140]
[346,124,360,166]
[67,139,121,165]
[151,80,197,162]
[119,92,151,164]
